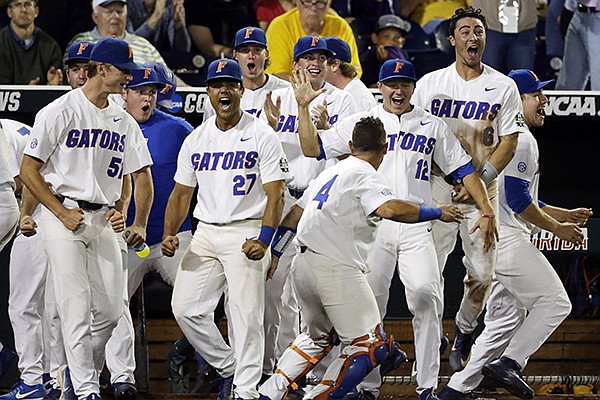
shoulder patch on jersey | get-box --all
[30,138,38,149]
[515,112,525,128]
[518,161,527,173]
[279,157,289,173]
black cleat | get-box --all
[439,386,485,400]
[449,325,473,372]
[113,382,138,400]
[482,357,534,399]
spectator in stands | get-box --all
[470,0,537,74]
[0,0,62,85]
[265,0,362,81]
[400,0,468,34]
[64,40,94,88]
[126,0,191,52]
[185,0,256,59]
[323,36,376,112]
[556,0,600,90]
[255,0,295,31]
[66,0,168,67]
[360,14,409,88]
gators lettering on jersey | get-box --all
[25,88,153,205]
[319,105,471,206]
[175,112,290,225]
[261,82,357,191]
[412,63,524,172]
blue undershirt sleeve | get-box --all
[505,175,534,214]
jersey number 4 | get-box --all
[233,173,257,196]
[313,175,338,209]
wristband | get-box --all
[258,225,276,246]
[480,160,498,186]
[481,214,496,219]
[418,206,443,222]
[271,226,297,258]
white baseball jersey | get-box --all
[296,156,394,272]
[1,119,30,186]
[412,63,524,182]
[175,112,290,224]
[25,88,153,205]
[203,74,291,120]
[344,78,377,112]
[262,82,357,190]
[320,105,472,206]
[497,126,540,235]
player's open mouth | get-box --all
[537,108,546,117]
[467,45,479,58]
[142,105,151,113]
[247,62,256,74]
[308,68,321,76]
[391,96,404,106]
[219,97,232,110]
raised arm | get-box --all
[292,68,326,157]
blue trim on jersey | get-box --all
[126,109,194,245]
[449,161,476,181]
[504,175,533,214]
[317,136,326,161]
[538,200,546,208]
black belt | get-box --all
[56,195,106,211]
[288,187,305,200]
[578,4,597,12]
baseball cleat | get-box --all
[113,382,138,400]
[379,340,408,377]
[0,346,18,383]
[449,324,473,372]
[57,365,76,400]
[0,381,46,400]
[83,395,101,400]
[42,375,61,400]
[440,336,450,355]
[482,357,534,399]
[438,386,485,400]
[420,388,440,400]
[217,374,234,400]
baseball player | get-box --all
[439,70,592,400]
[258,116,464,400]
[64,41,95,89]
[204,27,291,120]
[103,64,194,400]
[19,37,153,400]
[260,36,357,378]
[0,119,68,400]
[323,37,377,112]
[290,60,496,400]
[161,59,290,400]
[411,6,524,373]
[0,120,22,391]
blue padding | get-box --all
[505,175,533,214]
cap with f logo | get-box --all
[378,59,417,82]
[90,37,143,70]
[206,59,243,83]
[66,41,95,64]
[234,26,267,49]
[293,35,334,59]
[126,67,166,89]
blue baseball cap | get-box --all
[293,36,334,59]
[378,59,417,82]
[126,67,166,89]
[323,37,352,63]
[90,37,142,71]
[508,69,554,94]
[234,27,267,49]
[66,41,95,64]
[145,62,177,108]
[205,59,243,83]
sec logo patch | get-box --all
[30,138,38,149]
[518,162,527,173]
